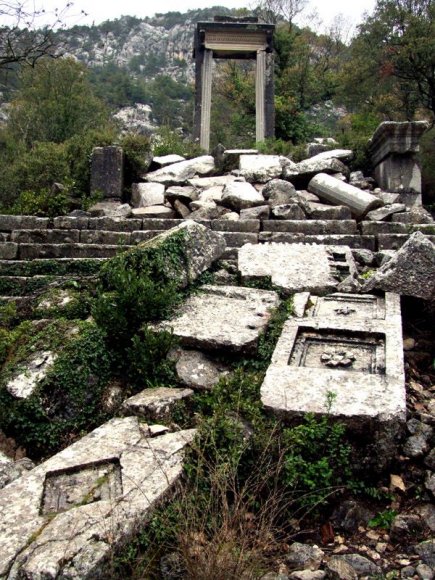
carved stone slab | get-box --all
[155,285,280,354]
[261,293,405,455]
[0,417,196,578]
[238,243,358,295]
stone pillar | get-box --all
[200,49,213,152]
[90,146,124,199]
[264,51,275,139]
[369,121,429,200]
[256,49,266,143]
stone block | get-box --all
[221,182,265,210]
[258,233,375,250]
[121,387,194,421]
[366,203,406,221]
[369,121,428,194]
[53,216,89,230]
[0,417,195,578]
[188,174,240,189]
[130,231,160,244]
[134,221,225,287]
[361,222,408,235]
[261,293,405,457]
[90,146,124,198]
[271,203,305,220]
[173,348,230,390]
[152,154,185,167]
[88,201,132,218]
[0,216,49,231]
[239,154,291,183]
[221,232,258,247]
[165,186,198,204]
[262,220,357,235]
[211,219,260,233]
[240,205,270,220]
[305,203,352,220]
[131,206,176,219]
[238,243,358,295]
[144,155,215,185]
[131,182,165,207]
[364,231,435,300]
[155,285,279,354]
[11,229,80,244]
[79,230,131,245]
[18,244,128,260]
[0,243,18,259]
[141,219,185,231]
[87,217,143,232]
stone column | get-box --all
[265,51,275,139]
[200,49,213,152]
[256,49,266,143]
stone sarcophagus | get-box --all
[193,17,275,151]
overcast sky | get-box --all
[9,0,376,32]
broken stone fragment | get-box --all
[0,417,196,578]
[238,243,356,295]
[308,173,384,219]
[221,181,265,210]
[152,154,185,167]
[144,155,215,185]
[121,386,194,421]
[173,348,230,390]
[165,185,198,204]
[6,351,56,399]
[366,203,406,221]
[135,220,226,287]
[240,205,270,220]
[363,231,435,300]
[131,182,165,207]
[131,206,176,219]
[88,201,132,218]
[271,203,305,220]
[239,154,294,183]
[154,285,279,354]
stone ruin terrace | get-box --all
[0,122,434,578]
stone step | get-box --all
[258,232,377,250]
[0,275,95,296]
[0,258,106,277]
[17,244,135,260]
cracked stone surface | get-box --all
[238,243,357,295]
[121,386,194,420]
[155,285,280,354]
[0,417,196,578]
[6,351,57,399]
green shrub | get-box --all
[128,327,177,387]
[0,321,111,458]
[119,133,153,191]
[153,126,203,158]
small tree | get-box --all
[7,57,111,144]
[0,0,77,70]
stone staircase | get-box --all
[0,214,434,305]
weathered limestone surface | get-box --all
[369,121,429,195]
[122,387,194,420]
[131,182,165,207]
[366,203,406,221]
[0,417,196,578]
[239,155,293,183]
[156,285,279,354]
[137,220,226,287]
[90,146,124,199]
[152,154,185,167]
[6,351,56,399]
[221,181,265,210]
[144,156,215,185]
[238,243,357,295]
[174,349,230,390]
[308,174,383,218]
[363,231,435,300]
[261,293,405,456]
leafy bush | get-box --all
[0,321,110,458]
[152,126,203,158]
[119,133,153,188]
